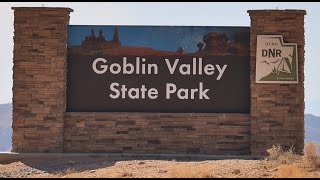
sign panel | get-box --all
[256,35,298,84]
[67,25,250,113]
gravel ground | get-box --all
[0,157,319,178]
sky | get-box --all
[0,2,319,115]
[68,25,249,52]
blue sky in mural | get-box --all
[67,25,249,53]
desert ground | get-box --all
[1,145,320,178]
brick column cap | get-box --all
[11,7,73,12]
[247,9,306,15]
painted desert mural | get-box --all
[67,26,249,57]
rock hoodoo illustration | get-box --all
[196,31,249,56]
[81,27,121,52]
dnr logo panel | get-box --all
[256,35,298,84]
[66,25,250,113]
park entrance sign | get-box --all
[66,26,250,113]
[11,7,306,156]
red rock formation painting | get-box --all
[81,27,121,52]
[196,31,249,56]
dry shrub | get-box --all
[54,168,77,178]
[275,164,304,178]
[64,168,76,175]
[305,142,320,170]
[266,145,300,164]
[170,163,215,178]
[267,145,284,161]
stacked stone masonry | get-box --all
[248,10,306,155]
[12,7,305,156]
[64,113,250,154]
[12,7,72,152]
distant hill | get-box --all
[0,103,12,152]
[305,114,320,143]
[0,103,319,152]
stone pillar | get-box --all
[248,10,306,155]
[12,7,73,152]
